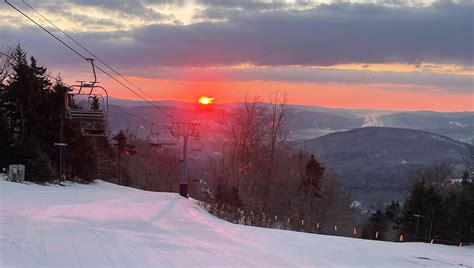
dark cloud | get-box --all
[135,1,473,67]
[18,0,176,22]
[70,0,169,20]
[2,24,471,93]
[192,0,306,21]
[2,1,472,70]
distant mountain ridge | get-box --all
[299,127,473,207]
[379,112,473,144]
[107,98,473,144]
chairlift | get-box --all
[146,124,161,147]
[159,127,179,146]
[81,121,107,137]
[65,58,108,137]
[147,125,178,147]
[146,133,161,147]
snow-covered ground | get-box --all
[1,179,472,267]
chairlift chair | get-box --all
[64,58,109,137]
[158,126,179,146]
[66,94,107,121]
[147,126,178,147]
[146,132,161,147]
[146,124,160,146]
[81,121,107,137]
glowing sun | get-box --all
[198,96,215,105]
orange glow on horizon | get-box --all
[198,96,215,105]
[67,75,473,112]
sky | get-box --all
[0,0,473,111]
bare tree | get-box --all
[0,47,13,85]
[223,95,268,193]
[267,90,288,164]
[211,93,356,233]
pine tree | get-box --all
[385,201,401,221]
[0,113,11,170]
[399,181,426,241]
[124,144,137,168]
[95,134,117,182]
[6,45,51,142]
[2,45,56,181]
[456,176,474,244]
[298,154,325,227]
[0,56,10,170]
[300,154,325,199]
[112,130,135,186]
[422,185,442,243]
[438,192,460,243]
[362,209,387,240]
[12,138,55,182]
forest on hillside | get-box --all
[0,45,130,184]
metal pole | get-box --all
[428,207,435,243]
[415,214,421,242]
[179,135,189,197]
[59,115,64,185]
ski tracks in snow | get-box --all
[1,180,473,267]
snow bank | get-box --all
[1,180,472,267]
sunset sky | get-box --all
[1,0,472,111]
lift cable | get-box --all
[0,51,161,128]
[4,0,174,121]
[21,0,171,118]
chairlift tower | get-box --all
[171,122,201,198]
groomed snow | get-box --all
[1,179,472,267]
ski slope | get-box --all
[1,179,472,267]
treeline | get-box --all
[362,164,474,245]
[201,93,358,235]
[112,130,182,192]
[0,45,129,183]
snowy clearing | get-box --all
[1,179,473,267]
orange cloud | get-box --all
[92,76,473,112]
